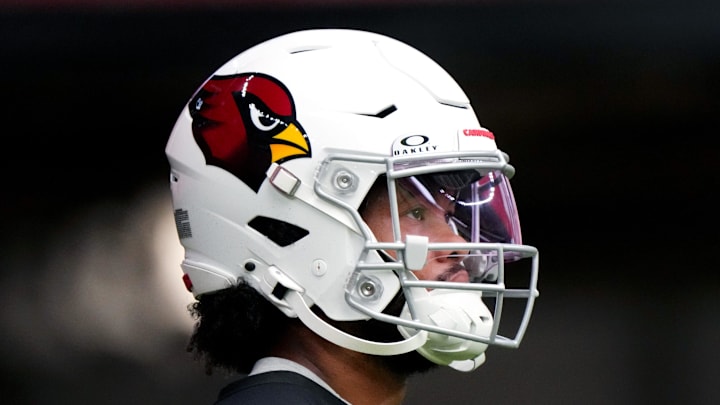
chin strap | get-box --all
[285,290,428,356]
[449,354,486,372]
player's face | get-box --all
[362,177,470,282]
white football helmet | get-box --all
[166,28,539,372]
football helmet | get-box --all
[166,29,539,371]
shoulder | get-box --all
[214,371,347,405]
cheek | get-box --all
[370,219,394,242]
[412,268,431,280]
[399,215,446,241]
[364,196,394,242]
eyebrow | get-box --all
[398,178,449,214]
[404,177,437,205]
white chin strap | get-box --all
[285,290,428,356]
[286,288,492,372]
[398,289,494,372]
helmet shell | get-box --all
[166,29,489,321]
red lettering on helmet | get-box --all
[462,128,495,139]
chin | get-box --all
[375,349,439,377]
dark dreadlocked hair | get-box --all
[186,280,291,375]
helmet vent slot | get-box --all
[248,216,309,247]
[358,104,397,118]
[289,45,330,54]
[439,101,469,109]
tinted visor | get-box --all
[404,169,522,245]
[395,169,523,282]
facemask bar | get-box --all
[387,243,539,347]
[313,150,539,350]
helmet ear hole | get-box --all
[248,216,309,247]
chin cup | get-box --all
[397,289,493,372]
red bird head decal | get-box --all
[189,73,311,192]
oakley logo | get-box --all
[394,135,438,156]
[400,135,429,147]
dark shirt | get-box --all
[215,370,347,405]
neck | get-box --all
[272,321,408,405]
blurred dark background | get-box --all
[1,0,718,404]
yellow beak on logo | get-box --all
[270,122,310,163]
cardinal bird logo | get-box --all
[189,73,311,193]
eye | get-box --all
[406,207,426,221]
[249,103,280,131]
